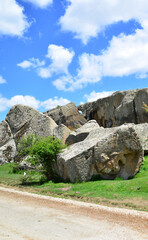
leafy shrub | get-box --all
[30,136,66,180]
[17,135,66,181]
[17,134,37,158]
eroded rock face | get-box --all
[126,123,148,154]
[0,121,16,164]
[0,120,13,147]
[78,88,148,127]
[66,120,102,145]
[0,104,57,164]
[56,124,143,182]
[44,102,87,130]
[53,124,71,144]
[6,104,57,143]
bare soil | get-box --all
[0,186,148,240]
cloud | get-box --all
[99,27,148,78]
[60,0,148,44]
[7,95,40,109]
[53,53,102,91]
[53,75,74,91]
[18,44,75,78]
[22,0,53,9]
[0,76,6,84]
[84,91,114,102]
[38,44,75,78]
[0,0,30,37]
[17,58,45,69]
[53,25,148,91]
[40,96,70,109]
[0,94,70,112]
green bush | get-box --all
[30,136,65,180]
[17,135,66,181]
[17,134,37,157]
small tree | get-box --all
[17,135,66,180]
[17,134,37,158]
[30,136,65,180]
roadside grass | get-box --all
[0,156,148,211]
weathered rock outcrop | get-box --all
[66,120,102,145]
[6,104,57,143]
[127,123,148,154]
[44,102,87,130]
[56,122,143,182]
[78,88,148,128]
[66,120,148,154]
[0,120,16,164]
[53,124,71,144]
[0,104,58,164]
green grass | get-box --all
[0,156,148,211]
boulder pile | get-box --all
[44,102,87,130]
[78,88,148,128]
[0,88,148,182]
[56,121,143,182]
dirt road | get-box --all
[0,187,148,240]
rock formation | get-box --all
[56,121,143,182]
[44,102,87,130]
[0,104,58,164]
[6,104,57,143]
[126,123,148,155]
[66,120,102,145]
[0,88,147,182]
[53,124,71,144]
[0,120,16,164]
[78,88,148,128]
[66,121,148,155]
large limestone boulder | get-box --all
[6,104,57,143]
[78,88,148,127]
[127,123,148,154]
[66,120,102,145]
[44,102,87,130]
[0,121,16,164]
[56,124,143,182]
[53,124,71,144]
[66,120,148,154]
[134,88,148,123]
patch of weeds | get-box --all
[74,124,79,129]
[56,105,61,109]
[114,177,124,181]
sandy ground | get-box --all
[0,186,148,240]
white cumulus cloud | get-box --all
[40,96,70,110]
[0,0,30,37]
[17,58,45,69]
[99,27,148,78]
[53,53,102,91]
[22,0,53,9]
[60,0,148,44]
[53,25,148,91]
[18,45,75,78]
[84,91,114,102]
[38,44,75,78]
[0,94,70,113]
[0,76,7,84]
[7,95,40,109]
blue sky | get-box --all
[0,0,148,122]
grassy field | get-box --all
[0,156,148,211]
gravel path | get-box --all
[0,186,148,240]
